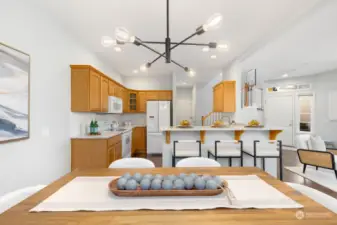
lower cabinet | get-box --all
[71,135,122,171]
[132,127,147,157]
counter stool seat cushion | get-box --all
[176,157,221,167]
[208,147,241,157]
[244,147,279,157]
[109,158,155,168]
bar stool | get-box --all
[243,140,283,180]
[172,140,201,167]
[207,140,243,166]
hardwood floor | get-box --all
[147,150,337,199]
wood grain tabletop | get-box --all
[0,167,336,225]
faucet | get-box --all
[111,121,119,131]
[221,115,232,126]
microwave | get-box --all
[108,96,123,113]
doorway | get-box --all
[265,94,294,146]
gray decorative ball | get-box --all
[162,179,173,190]
[133,173,143,183]
[194,177,206,190]
[143,174,153,181]
[202,175,212,182]
[189,173,198,180]
[174,179,185,190]
[154,174,163,180]
[166,174,176,181]
[183,176,194,190]
[117,178,128,190]
[178,173,186,179]
[206,180,218,190]
[151,179,162,190]
[140,179,151,190]
[213,176,222,186]
[122,172,132,180]
[125,179,138,190]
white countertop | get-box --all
[71,125,145,139]
[160,126,283,132]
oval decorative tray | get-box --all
[108,179,223,197]
[244,125,264,128]
[177,125,193,128]
[211,125,228,128]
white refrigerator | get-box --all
[147,101,171,154]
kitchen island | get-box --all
[160,126,283,178]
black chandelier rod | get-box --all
[167,0,169,38]
[149,32,198,65]
[142,41,210,47]
[139,42,187,70]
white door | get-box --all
[266,95,294,146]
[176,99,193,124]
[159,101,171,128]
[146,101,159,133]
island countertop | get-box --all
[160,126,283,132]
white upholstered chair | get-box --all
[286,182,337,213]
[109,158,155,168]
[296,134,337,179]
[207,140,243,166]
[0,185,46,214]
[176,157,221,167]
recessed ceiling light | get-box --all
[101,36,116,47]
[188,69,196,77]
[282,73,288,78]
[133,69,139,74]
[218,44,228,49]
[202,47,210,52]
[140,64,147,72]
[114,46,122,52]
[210,55,217,59]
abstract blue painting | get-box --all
[0,43,29,143]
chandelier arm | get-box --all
[149,32,198,65]
[142,41,211,47]
[171,60,187,70]
[139,43,167,60]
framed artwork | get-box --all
[0,43,30,143]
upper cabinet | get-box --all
[71,65,172,113]
[213,81,236,113]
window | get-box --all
[298,95,313,132]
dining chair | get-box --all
[172,140,202,167]
[286,182,337,213]
[176,157,221,167]
[207,140,243,166]
[0,185,46,214]
[243,140,283,180]
[108,158,155,168]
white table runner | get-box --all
[30,175,303,212]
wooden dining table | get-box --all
[0,167,336,225]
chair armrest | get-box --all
[327,148,337,155]
[297,149,335,169]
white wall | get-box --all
[122,75,172,90]
[0,0,122,195]
[175,87,193,124]
[265,70,337,141]
[222,61,264,124]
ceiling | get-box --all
[242,0,337,81]
[35,0,321,82]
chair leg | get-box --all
[229,158,232,167]
[240,156,243,167]
[335,170,337,179]
[254,156,256,167]
[208,151,210,158]
[316,166,318,170]
[172,156,175,167]
[303,164,307,173]
[262,158,265,171]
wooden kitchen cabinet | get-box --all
[71,135,122,171]
[122,88,129,113]
[146,91,159,100]
[101,77,109,112]
[132,127,147,157]
[129,91,138,112]
[109,80,116,96]
[158,91,172,100]
[138,91,147,112]
[213,81,236,112]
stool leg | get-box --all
[229,158,232,167]
[303,164,307,173]
[172,156,175,167]
[262,158,265,171]
[254,156,256,167]
[316,166,318,170]
[240,156,243,167]
[335,170,337,179]
[208,151,210,158]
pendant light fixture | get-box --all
[114,0,224,74]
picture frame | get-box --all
[0,42,30,143]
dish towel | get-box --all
[30,175,303,212]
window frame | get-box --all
[295,92,315,134]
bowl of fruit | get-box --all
[245,120,263,128]
[177,120,192,128]
[109,173,228,197]
[211,120,226,128]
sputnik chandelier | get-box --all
[111,0,226,76]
